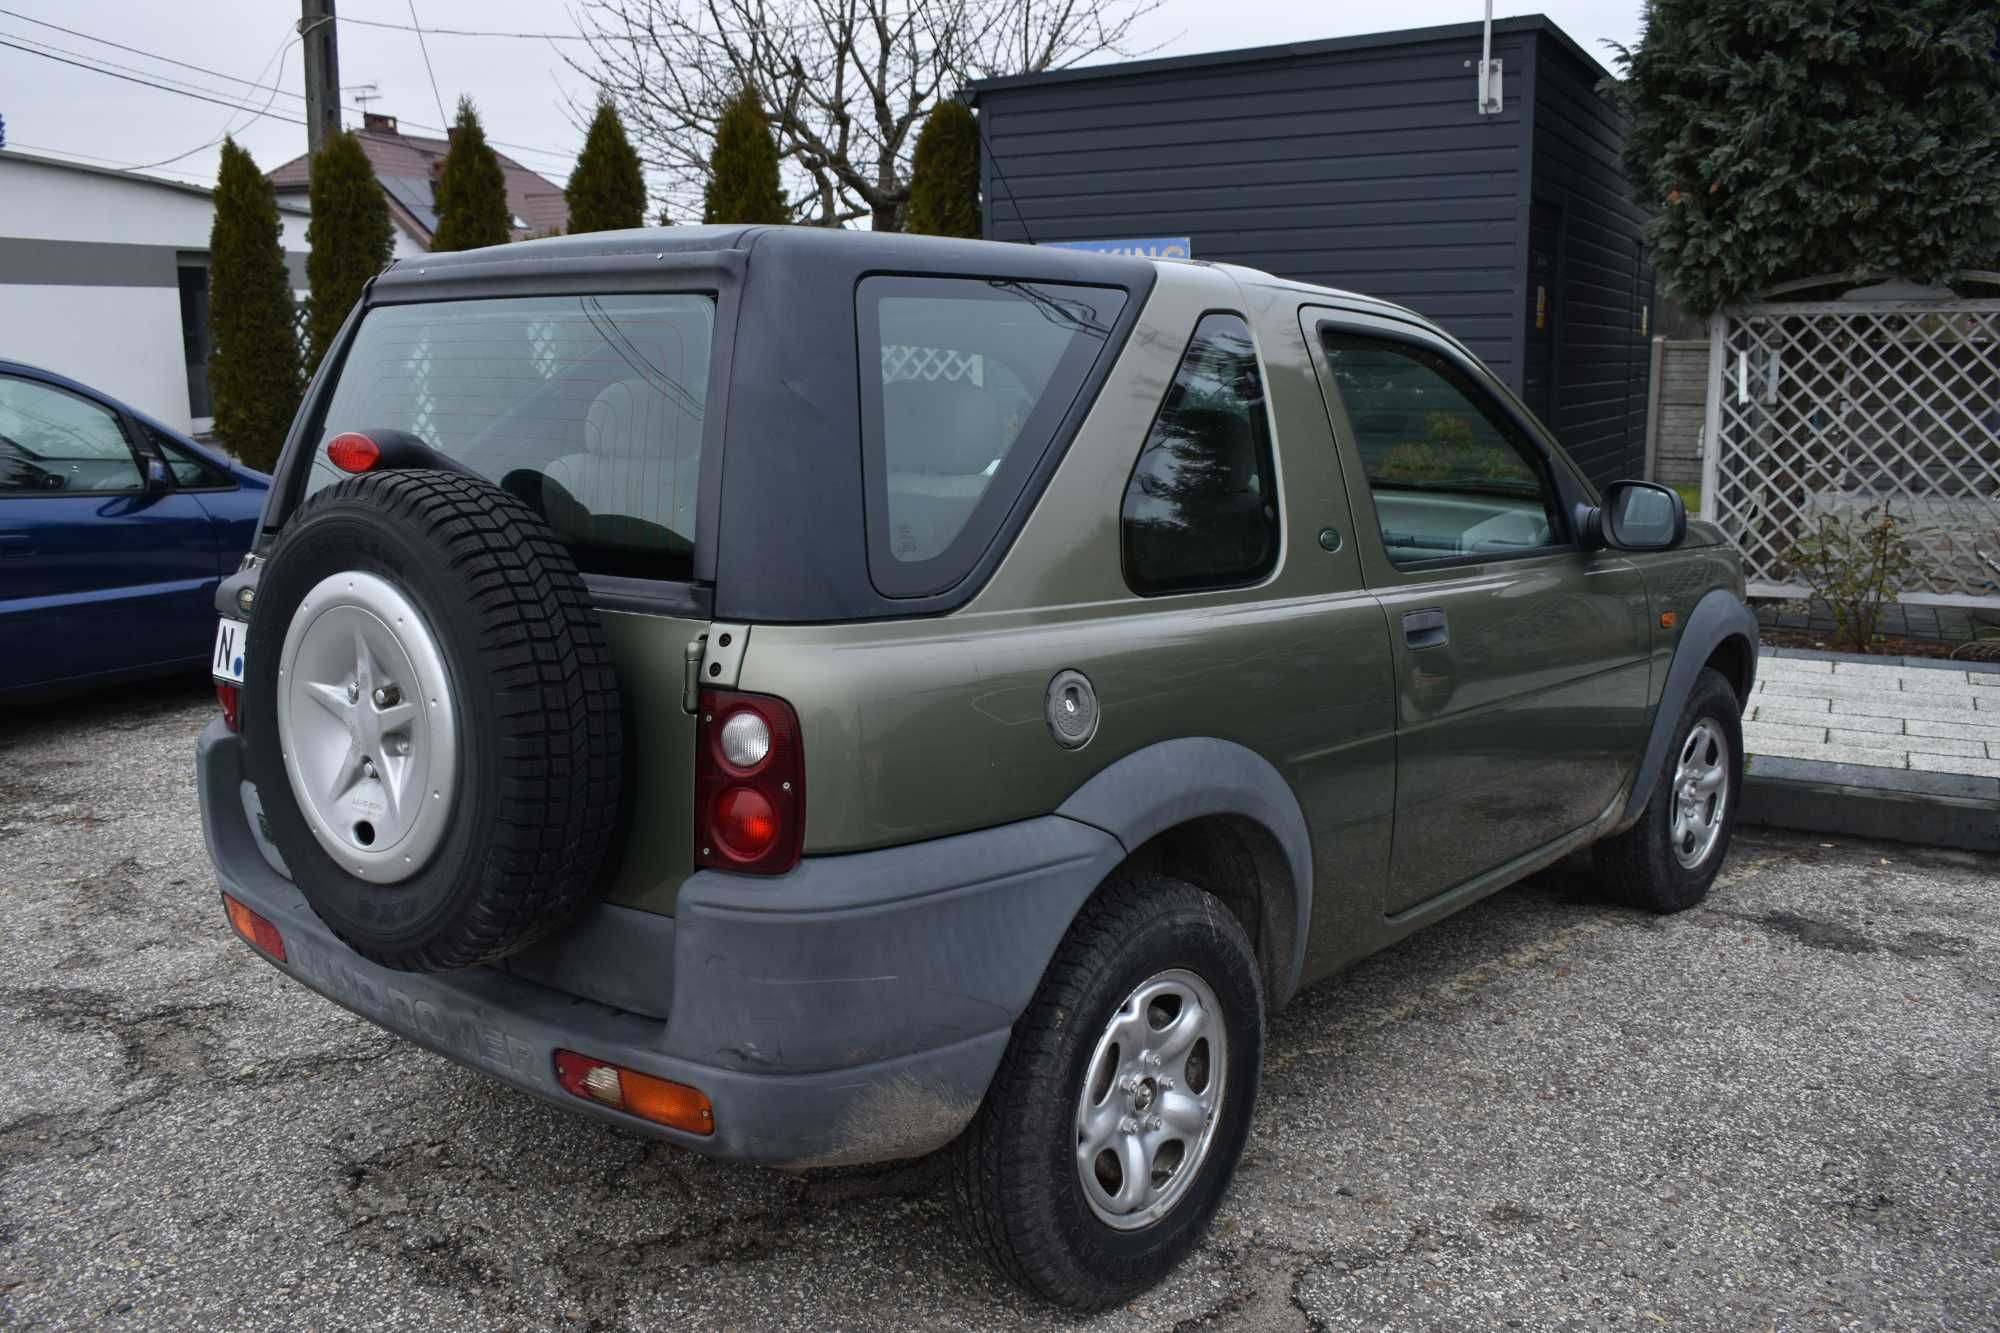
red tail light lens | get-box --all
[326,432,381,473]
[696,689,803,874]
[215,682,241,732]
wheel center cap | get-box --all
[1133,1079,1156,1112]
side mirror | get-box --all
[143,456,172,495]
[1600,480,1686,552]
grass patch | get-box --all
[1674,483,1701,515]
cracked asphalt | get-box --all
[3,678,1998,1332]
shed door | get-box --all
[1521,202,1560,424]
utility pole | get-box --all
[301,0,341,158]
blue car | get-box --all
[0,360,269,699]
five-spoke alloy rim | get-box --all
[1075,968,1228,1230]
[1670,716,1730,869]
[277,571,457,883]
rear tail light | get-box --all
[215,682,241,732]
[326,432,381,473]
[222,893,285,961]
[695,689,804,874]
[554,1050,713,1135]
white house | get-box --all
[0,150,310,436]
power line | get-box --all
[0,6,307,102]
[403,0,449,128]
[4,139,219,183]
[0,36,309,124]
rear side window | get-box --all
[1121,314,1280,595]
[858,276,1125,598]
[306,293,713,580]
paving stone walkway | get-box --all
[1745,650,2000,777]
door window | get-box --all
[1121,313,1280,595]
[1318,330,1563,567]
[0,376,143,494]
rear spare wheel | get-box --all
[241,468,623,972]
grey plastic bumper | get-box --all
[196,719,1125,1166]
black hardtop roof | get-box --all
[377,223,1157,289]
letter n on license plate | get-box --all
[213,618,246,684]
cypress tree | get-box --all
[431,96,512,251]
[703,87,787,225]
[305,130,393,372]
[566,99,647,233]
[207,137,300,471]
[1611,0,2000,313]
[905,100,980,238]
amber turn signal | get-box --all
[1660,611,1678,629]
[222,893,286,962]
[553,1050,714,1136]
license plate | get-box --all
[212,618,247,684]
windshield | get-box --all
[307,293,714,580]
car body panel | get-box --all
[0,359,268,698]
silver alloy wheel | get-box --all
[1075,968,1228,1230]
[1670,716,1730,869]
[276,571,458,883]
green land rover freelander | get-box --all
[197,226,1758,1308]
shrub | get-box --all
[703,87,787,225]
[566,99,647,233]
[1782,504,1925,652]
[305,130,394,372]
[207,138,301,470]
[905,100,980,237]
[1609,1,2000,314]
[432,96,512,251]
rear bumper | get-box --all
[196,719,1122,1166]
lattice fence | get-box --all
[881,344,983,386]
[1704,298,2000,606]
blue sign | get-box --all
[1039,237,1191,260]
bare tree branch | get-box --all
[566,0,1163,230]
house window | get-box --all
[176,258,213,422]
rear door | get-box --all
[0,372,218,690]
[1300,309,1653,916]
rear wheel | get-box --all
[950,874,1263,1310]
[1593,667,1742,913]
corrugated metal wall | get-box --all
[1526,33,1656,488]
[973,18,1656,493]
[975,23,1533,381]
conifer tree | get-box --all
[905,100,980,237]
[305,130,394,371]
[431,96,512,251]
[566,99,647,233]
[702,87,787,225]
[207,137,300,470]
[1611,0,2000,313]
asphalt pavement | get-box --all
[2,678,1997,1331]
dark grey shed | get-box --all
[969,16,1656,492]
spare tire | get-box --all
[241,468,624,972]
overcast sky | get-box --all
[0,0,1644,213]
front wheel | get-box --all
[1593,666,1743,913]
[949,874,1264,1310]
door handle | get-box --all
[1402,608,1449,649]
[0,532,32,557]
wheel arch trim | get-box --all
[1056,736,1313,1006]
[1622,587,1760,826]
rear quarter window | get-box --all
[304,293,713,580]
[857,276,1125,598]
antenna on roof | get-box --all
[349,83,381,114]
